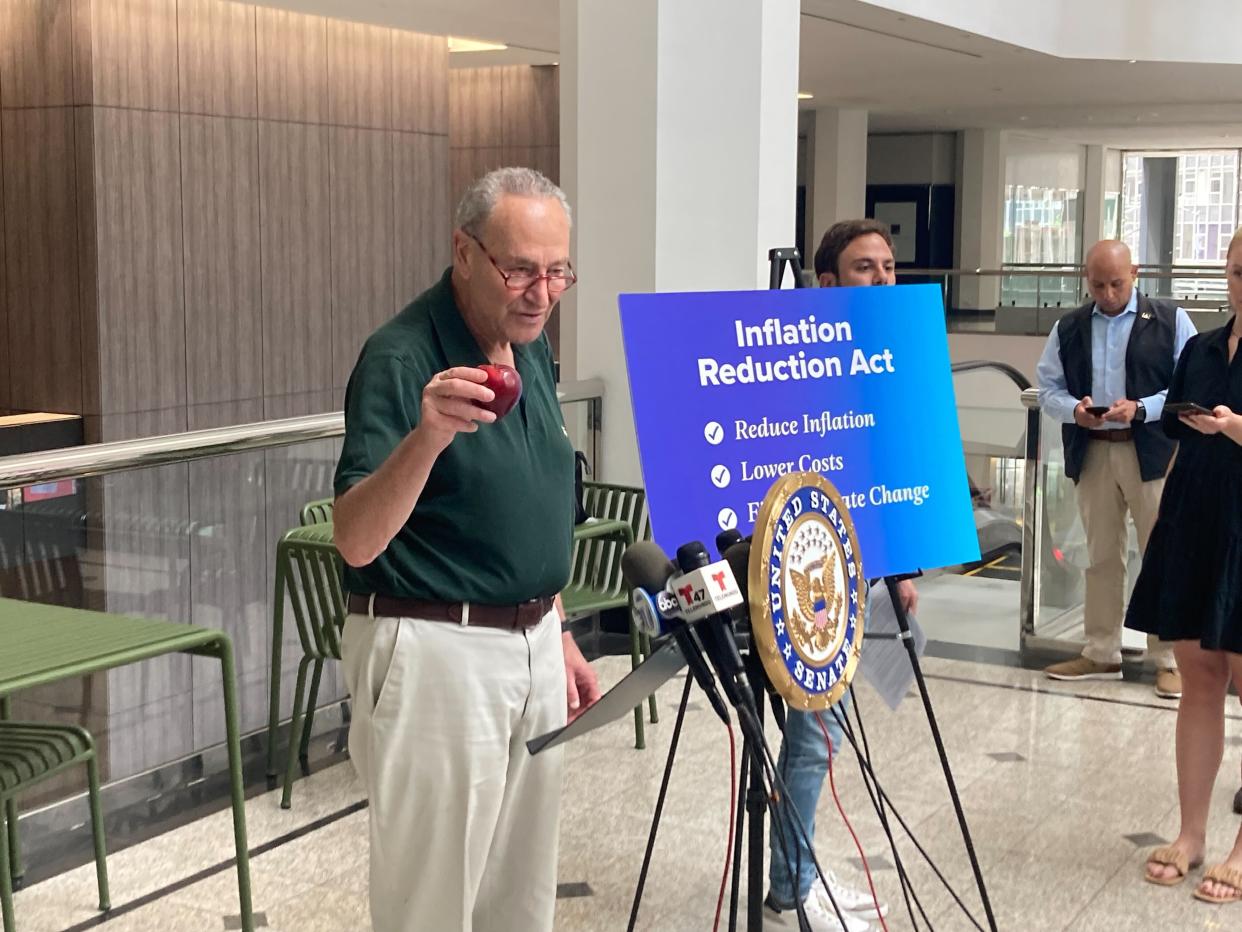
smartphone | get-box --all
[1166,402,1214,417]
[1084,405,1110,417]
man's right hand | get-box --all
[417,367,497,450]
[1073,396,1105,429]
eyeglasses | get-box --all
[468,233,577,295]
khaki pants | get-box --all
[1076,440,1174,668]
[340,608,567,932]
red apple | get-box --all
[478,364,523,419]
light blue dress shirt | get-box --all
[1036,291,1197,427]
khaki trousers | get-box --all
[340,607,567,932]
[1076,440,1174,668]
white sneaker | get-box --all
[763,888,871,932]
[824,869,889,918]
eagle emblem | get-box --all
[789,549,844,658]
[750,471,864,711]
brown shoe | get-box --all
[1155,668,1182,699]
[1044,657,1123,681]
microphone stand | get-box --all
[626,674,694,932]
[729,645,775,932]
[626,653,818,932]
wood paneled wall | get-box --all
[449,65,560,208]
[0,0,452,422]
[0,1,454,783]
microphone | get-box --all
[724,540,751,602]
[621,542,731,725]
[715,528,743,559]
[673,541,757,713]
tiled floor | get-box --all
[13,654,1242,931]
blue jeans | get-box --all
[767,588,871,908]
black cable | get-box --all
[757,740,814,932]
[828,703,986,932]
[738,703,851,932]
[836,700,926,929]
[830,700,929,931]
[884,576,998,932]
[727,746,747,932]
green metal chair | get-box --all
[0,699,109,931]
[563,482,660,748]
[299,499,334,526]
[265,523,345,809]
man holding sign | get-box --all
[764,220,917,932]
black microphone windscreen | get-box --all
[715,528,743,557]
[621,541,677,593]
[675,541,710,573]
[723,541,752,600]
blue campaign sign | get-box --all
[618,283,979,578]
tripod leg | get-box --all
[746,740,766,932]
[626,674,693,932]
[885,576,998,932]
[741,721,815,932]
[728,745,748,932]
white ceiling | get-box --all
[259,0,1242,146]
[798,0,1242,145]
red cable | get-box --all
[816,711,890,932]
[713,722,738,932]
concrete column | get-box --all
[956,128,1005,310]
[560,0,800,484]
[811,108,869,246]
[1082,144,1108,250]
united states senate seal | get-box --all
[749,471,863,710]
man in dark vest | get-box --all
[1036,240,1196,698]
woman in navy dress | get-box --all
[1136,227,1242,903]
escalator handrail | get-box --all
[950,359,1032,392]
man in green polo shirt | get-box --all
[332,167,601,932]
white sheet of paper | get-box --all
[860,582,926,711]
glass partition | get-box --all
[1024,407,1144,654]
[911,363,1032,655]
[0,389,601,823]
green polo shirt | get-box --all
[333,268,575,603]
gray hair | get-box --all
[454,167,573,237]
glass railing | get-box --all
[910,362,1034,656]
[0,360,1102,862]
[1017,390,1148,658]
[896,266,1231,335]
[0,381,602,834]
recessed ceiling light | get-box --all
[1127,59,1137,64]
[798,92,814,100]
[447,36,508,53]
[1019,115,1028,121]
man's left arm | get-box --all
[1136,308,1199,423]
[1108,309,1199,424]
[555,594,601,722]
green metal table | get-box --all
[0,598,253,931]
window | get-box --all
[1121,148,1240,301]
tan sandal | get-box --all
[1144,845,1202,886]
[1193,864,1242,903]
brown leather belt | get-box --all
[347,593,554,631]
[1087,428,1134,442]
